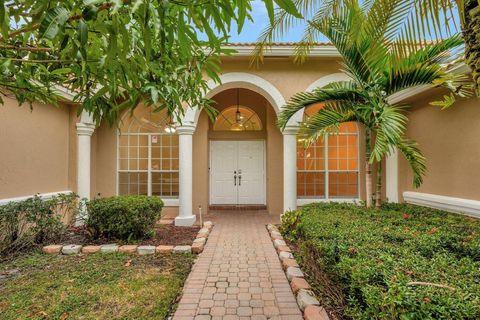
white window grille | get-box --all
[117,108,179,198]
[297,105,360,200]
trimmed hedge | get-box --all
[86,195,163,241]
[282,203,480,320]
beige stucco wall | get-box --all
[0,98,71,198]
[219,57,344,101]
[92,121,117,198]
[398,90,480,201]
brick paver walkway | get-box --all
[172,211,303,320]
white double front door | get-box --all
[210,140,266,205]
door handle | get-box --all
[234,171,237,186]
[238,175,241,186]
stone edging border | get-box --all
[267,224,330,320]
[42,221,214,256]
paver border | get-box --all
[42,221,214,256]
[266,223,331,320]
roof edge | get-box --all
[224,44,341,57]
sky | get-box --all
[198,0,460,44]
[198,0,309,43]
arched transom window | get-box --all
[297,104,359,199]
[213,106,262,131]
[118,107,178,198]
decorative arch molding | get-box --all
[181,72,286,127]
[287,72,352,126]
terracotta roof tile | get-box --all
[224,42,332,46]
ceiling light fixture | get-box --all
[231,88,244,131]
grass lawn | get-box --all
[0,251,193,319]
[281,203,480,320]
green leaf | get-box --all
[264,0,275,24]
[50,68,72,75]
[429,93,456,110]
[39,7,70,40]
[274,0,302,18]
[77,20,88,47]
[237,0,247,32]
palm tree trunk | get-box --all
[365,129,372,208]
[463,0,480,96]
[375,159,382,208]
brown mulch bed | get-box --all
[58,224,200,246]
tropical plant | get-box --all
[463,0,480,95]
[257,0,473,207]
[256,0,480,96]
[0,0,301,125]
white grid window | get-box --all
[118,108,178,198]
[297,104,359,199]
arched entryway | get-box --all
[192,88,283,213]
[170,72,291,225]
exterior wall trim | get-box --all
[0,190,73,205]
[403,191,480,219]
[297,198,359,206]
[163,199,179,207]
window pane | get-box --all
[213,106,263,131]
[152,172,179,197]
[298,108,359,200]
[119,135,129,147]
[329,172,358,198]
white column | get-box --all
[175,125,196,226]
[386,147,399,203]
[283,126,299,213]
[75,114,95,226]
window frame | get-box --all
[116,110,179,204]
[296,124,360,203]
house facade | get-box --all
[1,43,480,225]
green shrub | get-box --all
[280,210,302,241]
[86,195,163,241]
[0,193,78,258]
[283,202,480,320]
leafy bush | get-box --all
[283,202,480,320]
[86,195,163,241]
[0,193,78,258]
[280,210,302,241]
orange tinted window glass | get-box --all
[297,103,359,198]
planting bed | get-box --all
[280,203,480,320]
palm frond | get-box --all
[393,0,461,56]
[299,101,360,142]
[308,4,374,85]
[396,138,427,188]
[293,0,354,62]
[278,81,365,128]
[252,0,323,65]
[385,35,465,95]
[370,105,408,162]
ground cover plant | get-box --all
[0,252,193,319]
[281,203,480,320]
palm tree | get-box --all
[258,0,473,207]
[463,0,480,95]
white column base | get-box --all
[175,214,196,227]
